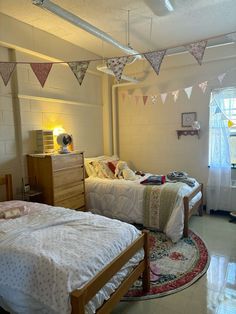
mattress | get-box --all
[0,201,143,314]
[86,176,202,242]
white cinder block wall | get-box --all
[0,13,104,198]
[117,43,236,193]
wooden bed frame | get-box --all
[0,174,150,314]
[183,183,203,237]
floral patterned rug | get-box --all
[123,230,210,300]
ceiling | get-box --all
[0,0,236,58]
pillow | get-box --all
[92,160,115,179]
[0,205,28,219]
[107,160,118,174]
[84,155,119,177]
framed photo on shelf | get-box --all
[181,112,197,127]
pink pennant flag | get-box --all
[30,63,53,87]
[199,81,208,93]
[184,86,193,99]
[151,95,158,104]
[0,62,16,86]
[68,61,90,85]
[172,90,179,102]
[218,73,226,84]
[160,93,167,104]
[143,95,148,105]
[185,40,207,65]
[135,95,140,105]
[106,56,128,82]
[144,50,166,75]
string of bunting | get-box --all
[214,104,236,128]
[0,31,235,88]
[120,66,236,106]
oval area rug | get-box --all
[123,229,210,300]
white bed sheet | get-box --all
[86,176,202,243]
[0,201,143,314]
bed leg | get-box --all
[142,230,150,292]
[198,183,203,217]
[183,196,189,238]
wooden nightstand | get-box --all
[27,151,86,211]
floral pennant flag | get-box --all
[68,61,90,86]
[214,106,222,114]
[144,50,166,75]
[184,86,193,99]
[106,56,128,82]
[30,63,53,87]
[217,73,226,84]
[172,90,179,102]
[199,81,208,93]
[160,93,167,104]
[0,62,16,86]
[143,95,148,105]
[135,95,140,105]
[185,40,207,65]
[151,95,158,104]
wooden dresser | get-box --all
[27,151,85,210]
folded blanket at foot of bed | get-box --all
[143,182,185,230]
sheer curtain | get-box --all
[207,88,235,212]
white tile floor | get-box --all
[112,213,236,314]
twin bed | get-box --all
[0,174,149,314]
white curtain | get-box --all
[206,88,235,212]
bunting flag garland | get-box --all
[217,73,226,84]
[143,95,148,105]
[184,86,193,99]
[30,63,53,87]
[151,95,158,104]
[0,62,16,86]
[228,120,235,128]
[198,81,208,93]
[160,93,168,104]
[185,40,207,65]
[172,90,179,102]
[135,95,140,105]
[68,61,90,85]
[144,50,166,75]
[214,106,222,114]
[106,56,128,82]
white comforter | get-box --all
[0,201,143,314]
[86,176,201,243]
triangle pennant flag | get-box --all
[143,95,148,105]
[135,95,140,105]
[144,50,166,75]
[151,95,158,104]
[185,40,207,65]
[184,86,193,99]
[199,81,208,93]
[160,93,167,104]
[217,73,226,84]
[172,90,179,102]
[106,56,128,82]
[228,120,235,128]
[68,61,90,85]
[30,63,53,87]
[214,106,222,114]
[0,62,16,86]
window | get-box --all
[209,88,236,167]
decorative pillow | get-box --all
[92,160,115,179]
[84,155,119,177]
[107,160,118,174]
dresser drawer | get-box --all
[52,153,83,171]
[53,167,84,187]
[54,194,85,210]
[54,182,84,202]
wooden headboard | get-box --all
[0,174,13,201]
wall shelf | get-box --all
[176,129,200,139]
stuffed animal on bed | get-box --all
[115,161,137,181]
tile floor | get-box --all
[112,213,236,314]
